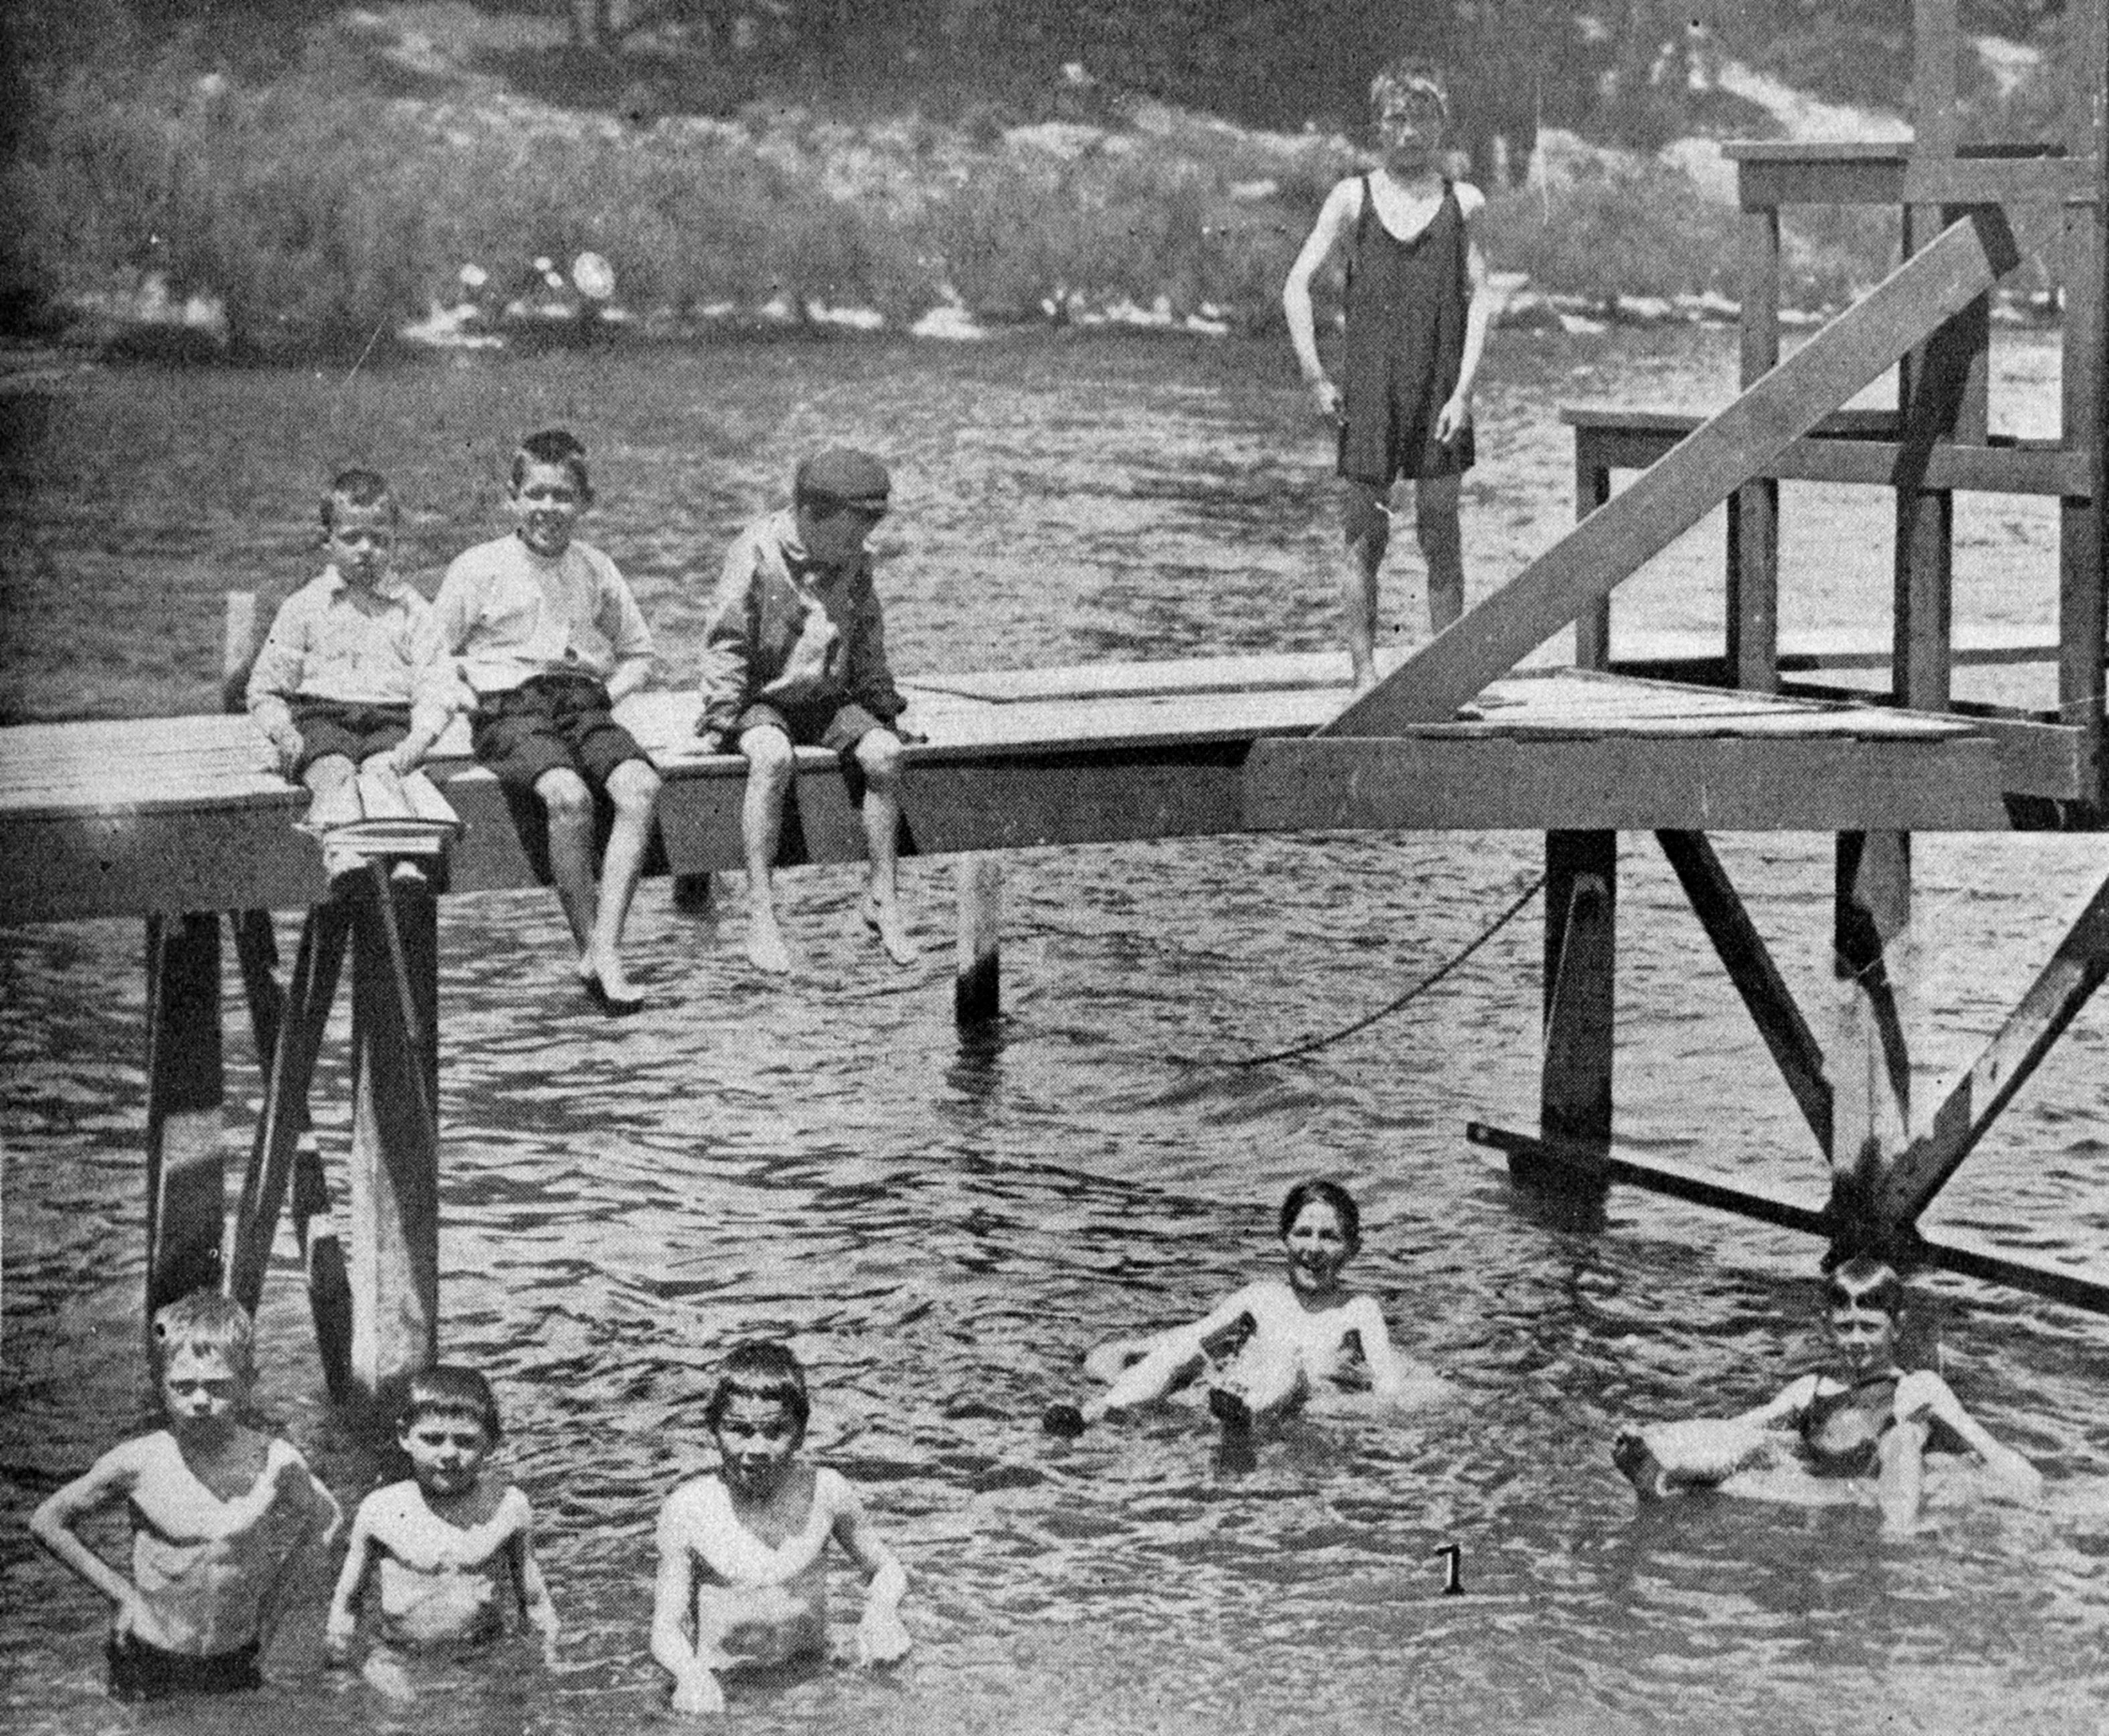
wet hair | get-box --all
[321,466,398,531]
[151,1289,256,1384]
[398,1364,503,1441]
[1825,1255,1904,1319]
[510,427,593,501]
[703,1340,810,1443]
[1277,1178,1362,1251]
[1370,57,1449,123]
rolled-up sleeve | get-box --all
[844,582,904,723]
[697,546,758,736]
[245,590,310,740]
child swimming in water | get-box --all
[324,1366,560,1692]
[650,1340,911,1717]
[1042,1178,1442,1438]
[1612,1255,2043,1532]
[29,1290,341,1702]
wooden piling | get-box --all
[1521,831,1615,1196]
[145,913,226,1316]
[346,868,441,1399]
[1830,831,1912,1249]
[1730,202,1781,693]
[954,856,1002,1026]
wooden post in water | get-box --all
[145,913,226,1315]
[2059,0,2108,812]
[1520,830,1614,1198]
[954,856,1002,1026]
[1729,197,1781,693]
[346,870,441,1400]
[1829,830,1912,1252]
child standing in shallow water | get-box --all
[651,1340,910,1717]
[29,1290,341,1703]
[1042,1178,1443,1438]
[325,1366,559,1690]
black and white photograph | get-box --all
[2,0,2106,1729]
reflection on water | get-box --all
[4,331,2109,1732]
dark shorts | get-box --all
[106,1632,262,1702]
[471,671,648,797]
[736,700,888,757]
[290,698,412,777]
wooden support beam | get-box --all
[1829,831,1913,1252]
[228,909,285,1084]
[1572,456,1611,672]
[1875,870,2109,1226]
[1731,203,1782,694]
[1522,831,1614,1198]
[953,855,1002,1027]
[2059,4,2108,811]
[1468,1122,2109,1316]
[346,869,441,1399]
[1571,423,2094,496]
[145,913,226,1316]
[227,905,349,1314]
[1655,832,1834,1155]
[1326,203,2058,735]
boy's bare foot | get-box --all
[746,913,791,975]
[578,955,645,1017]
[859,892,918,967]
[1041,1403,1087,1439]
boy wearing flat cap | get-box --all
[696,448,919,975]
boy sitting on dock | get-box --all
[325,1366,560,1696]
[435,428,662,1015]
[650,1340,910,1716]
[1612,1255,2043,1531]
[246,467,459,884]
[694,448,921,975]
[1281,58,1492,688]
[29,1290,342,1703]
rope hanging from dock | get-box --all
[1191,872,1548,1069]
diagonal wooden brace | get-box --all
[1877,870,2109,1228]
[1656,831,1834,1156]
[226,904,350,1313]
[1324,202,2059,734]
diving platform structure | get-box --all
[0,0,2102,1399]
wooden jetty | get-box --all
[1,0,2104,1399]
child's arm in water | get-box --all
[1077,1284,1271,1426]
[323,1492,384,1663]
[1895,1371,2043,1498]
[252,1447,341,1653]
[827,1473,910,1666]
[649,1486,726,1718]
[501,1491,562,1664]
[1343,1295,1444,1405]
[29,1441,152,1631]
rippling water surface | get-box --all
[4,329,2109,1733]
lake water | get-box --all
[3,328,2108,1734]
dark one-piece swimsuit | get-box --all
[1798,1371,1900,1478]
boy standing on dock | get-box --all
[29,1291,341,1703]
[694,448,919,975]
[435,428,662,1014]
[1282,58,1492,689]
[247,467,459,882]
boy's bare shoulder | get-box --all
[655,1473,721,1540]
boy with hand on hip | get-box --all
[694,448,920,975]
[246,467,460,882]
[650,1340,910,1717]
[435,428,662,1015]
[29,1290,342,1703]
[1282,58,1492,688]
[325,1366,559,1697]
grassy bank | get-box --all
[0,5,2057,362]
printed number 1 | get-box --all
[1433,1541,1462,1595]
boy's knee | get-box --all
[536,769,593,827]
[1342,482,1391,556]
[607,759,660,813]
[741,727,795,781]
[856,730,903,783]
[303,755,356,793]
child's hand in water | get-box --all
[670,1669,725,1717]
[853,1603,911,1666]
